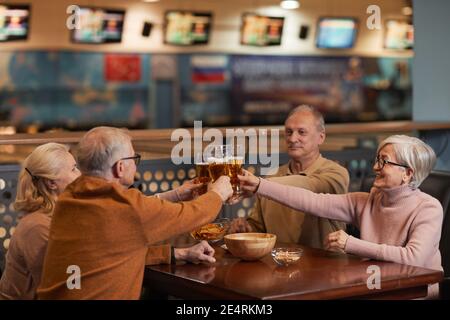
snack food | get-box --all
[191,220,228,242]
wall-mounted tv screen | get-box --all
[71,7,125,44]
[241,13,284,46]
[164,11,212,46]
[384,20,414,50]
[316,17,358,49]
[0,4,30,42]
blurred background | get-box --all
[2,0,450,269]
[0,0,416,132]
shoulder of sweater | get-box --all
[369,187,443,217]
[14,212,50,242]
[17,212,50,230]
[414,189,444,212]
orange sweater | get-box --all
[37,175,222,300]
[0,212,50,300]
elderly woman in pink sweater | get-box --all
[239,135,443,295]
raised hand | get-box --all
[238,169,261,193]
[176,179,205,200]
[209,176,233,202]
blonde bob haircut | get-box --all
[14,143,71,214]
[377,135,436,189]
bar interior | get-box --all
[1,0,450,302]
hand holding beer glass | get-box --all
[208,144,244,203]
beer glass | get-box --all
[194,152,211,196]
[228,156,244,196]
[208,145,244,198]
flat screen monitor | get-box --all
[0,4,30,42]
[316,17,358,49]
[71,7,125,44]
[164,11,212,45]
[241,13,284,46]
[384,20,414,50]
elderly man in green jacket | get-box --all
[230,105,349,249]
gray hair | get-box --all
[377,135,436,189]
[77,126,132,177]
[286,105,325,132]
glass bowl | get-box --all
[190,218,230,244]
[271,247,303,266]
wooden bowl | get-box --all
[224,233,277,261]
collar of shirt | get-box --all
[285,154,324,177]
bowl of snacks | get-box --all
[271,247,303,266]
[190,218,230,243]
[224,233,276,261]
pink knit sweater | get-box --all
[258,179,443,271]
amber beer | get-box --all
[227,157,243,195]
[208,161,229,182]
[195,163,211,195]
[208,157,243,195]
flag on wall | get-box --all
[105,54,141,82]
[191,55,228,84]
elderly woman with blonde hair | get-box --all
[0,143,81,299]
[239,135,443,297]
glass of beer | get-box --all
[228,156,244,196]
[208,145,244,199]
[194,152,211,196]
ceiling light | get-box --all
[280,0,300,10]
[142,0,160,3]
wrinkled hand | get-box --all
[209,176,233,202]
[174,240,216,264]
[238,169,261,193]
[229,217,253,233]
[176,179,204,200]
[324,230,349,253]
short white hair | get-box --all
[286,105,325,132]
[77,126,132,177]
[377,135,436,189]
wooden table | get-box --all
[143,244,443,300]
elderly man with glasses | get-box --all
[37,126,233,300]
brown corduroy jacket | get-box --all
[37,175,222,300]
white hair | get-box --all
[377,135,436,189]
[286,104,325,132]
[76,126,132,177]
